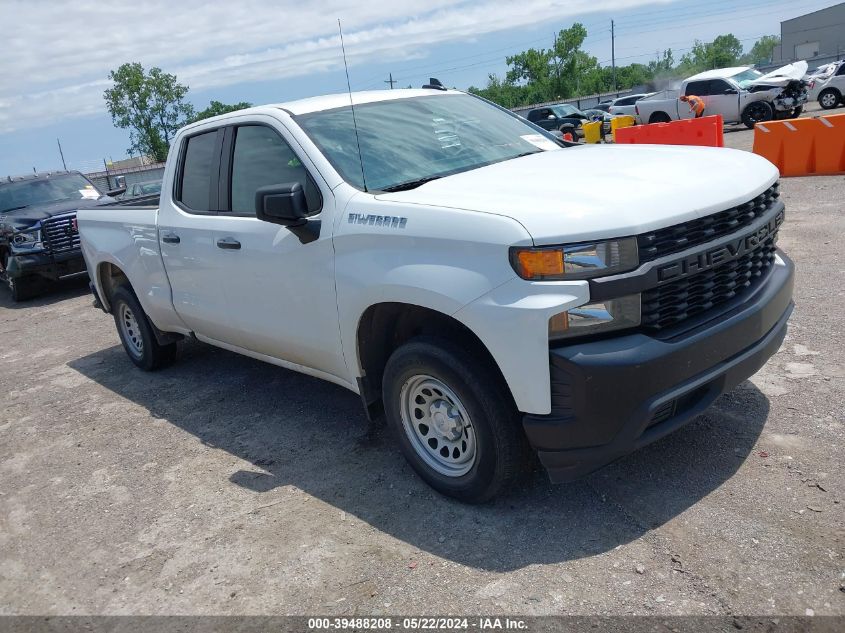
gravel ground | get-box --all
[1,111,843,618]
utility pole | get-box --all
[56,138,67,171]
[554,31,561,95]
[611,19,617,94]
[384,72,397,89]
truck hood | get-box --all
[0,196,115,230]
[375,145,779,245]
[750,61,808,86]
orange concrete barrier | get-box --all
[614,115,724,147]
[753,114,845,177]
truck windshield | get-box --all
[730,68,764,89]
[551,104,580,117]
[0,174,101,212]
[296,94,556,191]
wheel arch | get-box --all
[354,302,516,421]
[96,261,131,312]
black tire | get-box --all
[2,253,38,302]
[382,336,527,503]
[111,285,177,371]
[791,105,803,118]
[649,112,672,124]
[818,88,841,110]
[742,101,774,128]
[7,275,39,302]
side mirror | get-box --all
[255,182,308,227]
[255,181,320,245]
[547,114,557,120]
[106,186,127,198]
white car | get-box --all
[636,62,809,127]
[78,88,794,502]
[607,93,653,121]
[807,60,845,109]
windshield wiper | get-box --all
[381,175,444,192]
[0,205,30,213]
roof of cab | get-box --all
[275,88,463,115]
[180,88,464,132]
[3,170,80,184]
[685,67,751,82]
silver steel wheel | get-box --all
[118,303,144,359]
[820,91,838,108]
[399,374,477,477]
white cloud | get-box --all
[0,0,673,133]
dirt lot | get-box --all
[1,109,844,618]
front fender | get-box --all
[333,199,534,388]
[454,278,589,415]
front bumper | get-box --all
[524,250,794,483]
[5,249,87,281]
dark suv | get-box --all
[0,171,117,301]
[525,104,590,136]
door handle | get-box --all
[216,237,241,250]
[161,232,180,244]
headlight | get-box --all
[549,294,641,341]
[510,237,638,281]
[10,228,44,251]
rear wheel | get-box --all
[818,88,841,110]
[742,101,774,128]
[111,285,177,370]
[382,337,527,503]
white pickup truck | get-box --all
[636,62,809,128]
[79,88,794,502]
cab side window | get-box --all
[229,125,321,215]
[709,80,734,95]
[178,130,218,211]
[684,80,709,96]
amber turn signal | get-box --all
[513,249,565,279]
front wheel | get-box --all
[742,101,774,128]
[382,337,527,503]
[111,285,177,371]
[2,254,38,302]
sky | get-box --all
[0,0,838,175]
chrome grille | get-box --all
[41,214,80,253]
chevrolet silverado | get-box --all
[78,88,794,502]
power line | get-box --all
[356,0,832,92]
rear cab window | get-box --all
[684,81,709,96]
[177,130,219,211]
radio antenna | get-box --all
[338,19,368,192]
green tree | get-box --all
[189,100,253,123]
[741,35,780,65]
[680,34,743,73]
[104,63,193,162]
